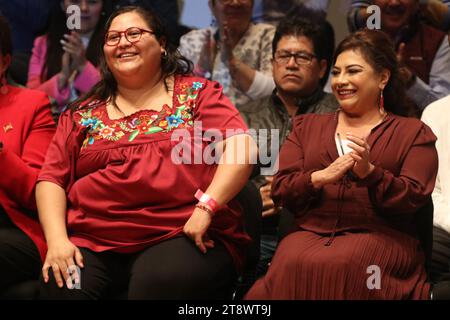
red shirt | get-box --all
[38,76,251,271]
[0,85,56,261]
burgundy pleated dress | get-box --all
[245,112,438,299]
[38,75,251,272]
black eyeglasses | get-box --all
[274,51,317,65]
[105,27,154,46]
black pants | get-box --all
[0,223,41,291]
[39,236,236,300]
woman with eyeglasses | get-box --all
[245,29,439,300]
[36,6,256,299]
[179,0,275,109]
[26,0,106,113]
[0,15,56,293]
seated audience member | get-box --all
[0,15,56,293]
[422,95,450,283]
[36,6,256,300]
[348,0,450,112]
[27,0,106,113]
[239,13,338,279]
[348,0,450,32]
[252,0,330,25]
[179,0,275,109]
[245,29,438,300]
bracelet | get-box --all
[194,189,219,213]
[195,203,215,217]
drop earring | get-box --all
[379,89,385,115]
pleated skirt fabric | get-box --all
[245,229,430,300]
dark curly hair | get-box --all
[333,29,414,117]
[69,5,193,112]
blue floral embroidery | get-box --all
[166,115,184,129]
[192,81,203,90]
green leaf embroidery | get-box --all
[128,130,140,142]
[145,127,164,134]
[175,106,185,117]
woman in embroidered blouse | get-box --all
[36,6,256,299]
[245,29,438,300]
[27,0,106,112]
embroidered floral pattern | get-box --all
[77,79,203,148]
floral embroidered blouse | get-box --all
[38,75,251,271]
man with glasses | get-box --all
[178,0,275,108]
[238,12,338,287]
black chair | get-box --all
[414,198,434,276]
[1,181,262,300]
[231,181,262,300]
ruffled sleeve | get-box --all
[38,109,86,191]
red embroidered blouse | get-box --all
[38,76,251,271]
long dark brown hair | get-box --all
[69,5,193,113]
[43,0,107,82]
[333,29,414,117]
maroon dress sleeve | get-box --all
[271,116,322,213]
[38,110,85,190]
[0,93,55,209]
[357,122,438,214]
